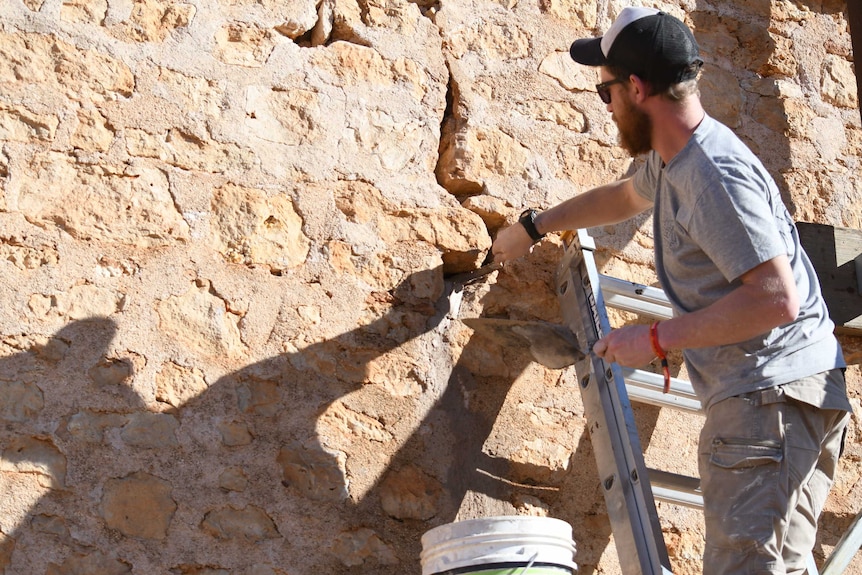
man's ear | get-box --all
[629,74,650,103]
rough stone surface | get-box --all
[0,0,859,574]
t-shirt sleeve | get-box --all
[632,153,661,202]
[686,165,786,283]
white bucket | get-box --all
[420,516,577,575]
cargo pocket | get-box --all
[710,438,783,469]
[702,438,785,553]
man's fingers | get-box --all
[593,339,607,357]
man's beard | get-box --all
[616,98,653,156]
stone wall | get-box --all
[0,0,859,574]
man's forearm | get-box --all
[534,178,652,235]
[656,257,800,351]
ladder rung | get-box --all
[621,368,702,413]
[599,275,673,320]
[647,468,703,509]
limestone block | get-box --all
[821,54,859,109]
[0,379,43,422]
[45,552,131,575]
[273,0,320,40]
[210,183,311,272]
[309,42,404,86]
[244,86,324,145]
[101,472,176,539]
[218,467,248,491]
[379,465,442,520]
[277,441,349,500]
[209,418,249,445]
[751,94,791,134]
[0,33,134,103]
[58,285,125,320]
[462,194,508,232]
[156,362,208,407]
[156,280,245,359]
[691,11,775,76]
[66,411,128,443]
[0,104,59,142]
[214,23,277,67]
[347,107,429,171]
[437,123,530,197]
[333,180,490,272]
[162,129,256,173]
[811,115,847,165]
[539,50,594,93]
[120,413,180,448]
[364,351,422,396]
[154,68,226,119]
[520,99,587,133]
[331,528,398,566]
[555,139,631,190]
[318,400,393,443]
[200,505,280,541]
[17,153,190,246]
[61,0,108,24]
[71,108,114,152]
[237,378,280,415]
[0,472,50,541]
[761,34,797,78]
[538,0,595,26]
[0,436,66,488]
[108,0,196,43]
[88,357,133,387]
[329,0,364,41]
[445,19,530,61]
[509,436,571,485]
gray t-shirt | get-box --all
[632,115,847,410]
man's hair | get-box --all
[607,60,701,101]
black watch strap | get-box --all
[519,209,545,243]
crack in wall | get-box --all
[434,62,484,199]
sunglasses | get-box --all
[596,77,626,104]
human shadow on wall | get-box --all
[0,258,662,574]
[0,274,530,573]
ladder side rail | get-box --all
[820,510,862,575]
[558,231,673,575]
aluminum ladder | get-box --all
[556,229,853,575]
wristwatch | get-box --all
[518,209,546,244]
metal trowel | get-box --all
[461,317,586,369]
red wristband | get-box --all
[650,321,671,394]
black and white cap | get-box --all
[569,7,702,86]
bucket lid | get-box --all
[420,516,577,575]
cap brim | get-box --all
[569,37,606,66]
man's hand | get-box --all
[491,222,535,263]
[592,324,654,367]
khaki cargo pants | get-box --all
[698,376,849,575]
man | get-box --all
[491,7,852,575]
